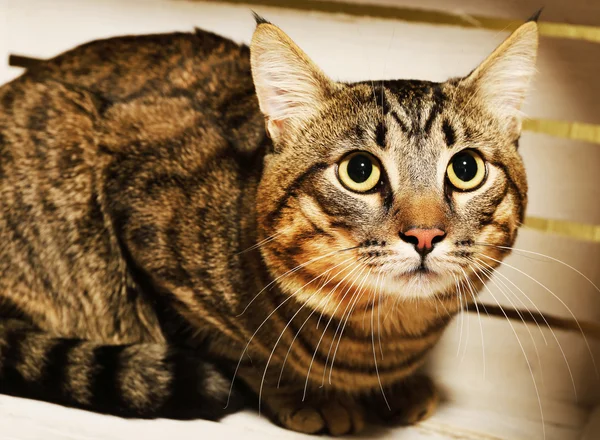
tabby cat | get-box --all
[0,13,538,435]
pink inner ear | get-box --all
[270,119,284,130]
[262,84,290,123]
[265,118,285,140]
[264,85,303,126]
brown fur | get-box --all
[0,16,537,435]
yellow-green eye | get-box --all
[446,150,486,191]
[337,152,381,193]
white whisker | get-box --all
[238,246,358,316]
[477,242,600,294]
[276,258,355,387]
[235,227,287,256]
[302,260,367,399]
[227,245,358,408]
[475,257,579,399]
[460,267,486,378]
[472,259,546,390]
[470,263,546,440]
[321,263,370,386]
[481,253,599,377]
[371,277,391,410]
[376,272,385,359]
[329,267,373,384]
[453,273,465,357]
[258,257,356,411]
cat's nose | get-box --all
[399,228,446,256]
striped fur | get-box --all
[0,17,537,436]
[0,320,242,418]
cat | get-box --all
[0,12,537,435]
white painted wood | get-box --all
[478,228,600,323]
[322,0,600,27]
[520,132,600,225]
[0,389,586,440]
[431,315,600,410]
[3,0,600,124]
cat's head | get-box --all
[250,16,537,313]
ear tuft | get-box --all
[250,22,335,142]
[464,20,539,133]
[252,11,270,26]
[527,8,544,23]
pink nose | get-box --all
[401,228,446,254]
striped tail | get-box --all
[0,320,243,419]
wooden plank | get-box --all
[523,218,600,243]
[473,228,600,324]
[418,406,581,440]
[193,0,600,44]
[322,0,600,27]
[523,119,600,146]
[0,386,586,440]
[520,132,600,226]
[429,315,600,416]
[2,0,600,124]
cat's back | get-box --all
[0,28,263,341]
[23,28,252,100]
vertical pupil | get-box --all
[453,153,478,181]
[347,155,372,183]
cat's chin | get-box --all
[382,269,456,299]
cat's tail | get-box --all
[7,55,45,70]
[0,319,243,419]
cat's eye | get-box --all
[446,150,486,191]
[337,152,381,193]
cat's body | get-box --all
[0,17,537,435]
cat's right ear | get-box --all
[250,18,336,143]
[461,19,539,136]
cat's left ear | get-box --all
[463,20,539,135]
[250,17,337,143]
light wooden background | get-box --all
[0,1,599,439]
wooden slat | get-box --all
[197,0,600,43]
[524,119,600,145]
[524,218,600,243]
[2,0,600,124]
[472,303,600,339]
[520,131,600,226]
[0,393,584,440]
[429,315,600,412]
[323,0,600,27]
[474,228,600,325]
[418,406,581,440]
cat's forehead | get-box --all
[341,81,453,155]
[342,80,491,158]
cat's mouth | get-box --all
[367,254,445,282]
[390,262,441,282]
[415,261,432,274]
[401,267,438,278]
[381,265,457,299]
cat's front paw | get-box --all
[365,374,439,426]
[270,398,365,436]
